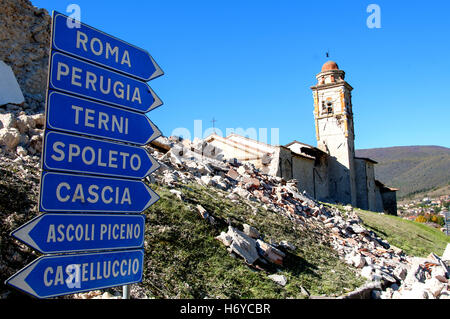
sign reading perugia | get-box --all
[5,11,164,299]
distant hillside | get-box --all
[356,146,450,199]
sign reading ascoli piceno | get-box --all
[11,213,145,254]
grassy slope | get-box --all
[142,182,364,298]
[355,209,450,257]
[356,146,450,199]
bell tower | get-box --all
[311,61,357,206]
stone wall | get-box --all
[0,0,51,113]
[292,155,314,197]
[355,158,369,210]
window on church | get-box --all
[326,101,333,114]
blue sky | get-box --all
[34,0,450,149]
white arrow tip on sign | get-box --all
[11,216,41,252]
[5,259,40,298]
[149,54,164,80]
[143,185,160,211]
[147,86,163,112]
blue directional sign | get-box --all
[43,131,160,179]
[46,91,161,145]
[49,52,162,113]
[7,9,165,299]
[51,12,163,81]
[39,171,159,213]
[5,249,144,299]
[11,213,145,254]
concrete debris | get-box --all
[0,98,448,301]
[268,274,287,286]
[256,239,285,266]
[143,134,450,298]
[0,61,25,106]
[196,204,215,225]
[227,226,260,265]
[243,224,260,239]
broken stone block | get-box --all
[227,226,260,265]
[216,231,233,247]
[279,240,296,251]
[361,266,374,279]
[29,134,42,153]
[393,265,407,281]
[237,165,246,175]
[0,128,20,150]
[200,175,213,186]
[15,114,35,133]
[226,168,239,180]
[243,224,260,239]
[0,113,16,129]
[31,113,45,127]
[0,61,25,106]
[256,239,285,265]
[424,277,445,298]
[352,254,366,268]
[196,204,215,225]
[169,189,183,200]
[268,274,287,286]
[16,145,27,157]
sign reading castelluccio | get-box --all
[6,250,144,299]
[5,11,164,299]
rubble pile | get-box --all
[0,110,45,159]
[0,119,449,298]
[145,136,450,299]
[0,0,51,113]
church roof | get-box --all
[375,180,399,192]
[355,156,378,164]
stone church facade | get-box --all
[206,61,397,214]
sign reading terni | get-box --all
[39,171,159,213]
[43,131,160,179]
[49,52,162,113]
[46,91,161,145]
[11,213,145,254]
[51,12,163,81]
[5,249,144,299]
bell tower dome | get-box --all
[310,61,357,206]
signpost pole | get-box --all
[123,285,130,299]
